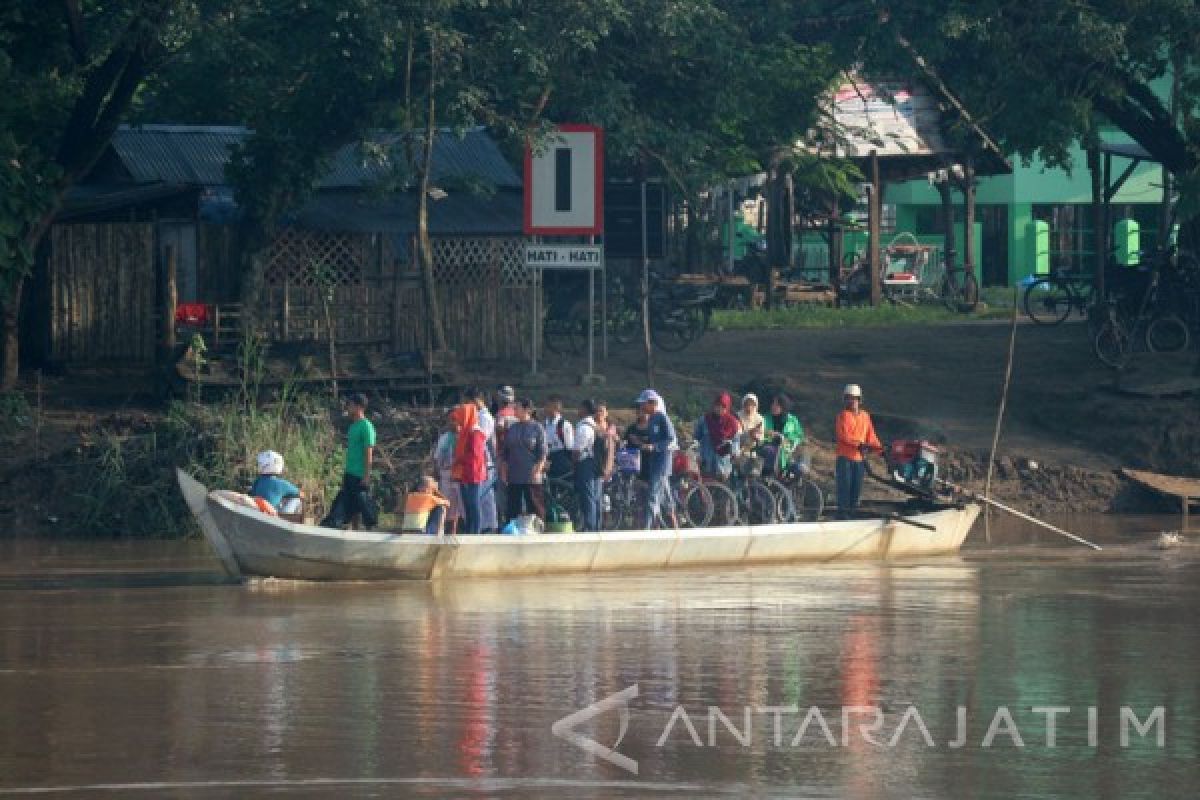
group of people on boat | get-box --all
[246,383,885,534]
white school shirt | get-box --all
[544,414,575,452]
[574,417,597,460]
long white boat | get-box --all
[177,470,980,581]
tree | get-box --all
[0,0,190,389]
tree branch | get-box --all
[62,0,88,63]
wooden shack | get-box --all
[29,125,529,375]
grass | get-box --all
[712,302,1011,331]
[64,390,345,538]
[0,391,31,439]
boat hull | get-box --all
[177,470,979,581]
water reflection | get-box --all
[0,545,1196,798]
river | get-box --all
[0,526,1197,798]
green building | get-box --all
[886,138,1168,287]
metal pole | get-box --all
[599,235,607,359]
[588,263,595,376]
[530,241,539,376]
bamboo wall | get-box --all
[48,223,156,364]
[261,230,532,361]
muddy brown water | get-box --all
[1,520,1197,799]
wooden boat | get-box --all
[1121,467,1200,533]
[177,469,980,581]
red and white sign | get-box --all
[523,124,603,236]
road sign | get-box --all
[524,124,604,235]
[524,244,603,270]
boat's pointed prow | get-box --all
[176,469,242,579]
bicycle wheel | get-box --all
[762,477,796,523]
[745,481,777,525]
[942,271,979,312]
[1093,319,1131,368]
[650,309,697,352]
[705,481,740,526]
[680,480,713,528]
[1145,313,1190,353]
[1023,278,1073,325]
[791,479,825,522]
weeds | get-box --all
[62,392,345,538]
[0,391,30,439]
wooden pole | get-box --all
[159,243,177,365]
[868,151,882,307]
[1088,144,1106,299]
[984,285,1020,543]
[939,478,1102,550]
[641,177,654,383]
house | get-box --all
[30,124,530,370]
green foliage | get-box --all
[712,304,1008,331]
[65,392,344,538]
[0,390,31,438]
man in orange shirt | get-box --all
[835,384,883,519]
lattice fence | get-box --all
[265,229,382,286]
[433,237,529,287]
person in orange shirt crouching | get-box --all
[834,384,883,519]
[403,476,452,535]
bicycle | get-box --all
[937,259,980,312]
[1091,258,1191,368]
[1022,269,1095,325]
[774,450,826,522]
[724,453,781,525]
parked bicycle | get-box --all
[1022,268,1095,325]
[1091,250,1192,368]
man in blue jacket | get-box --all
[634,389,677,529]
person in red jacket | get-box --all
[450,402,488,534]
[835,384,883,519]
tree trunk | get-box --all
[416,35,448,354]
[781,170,795,270]
[0,277,22,391]
[640,178,654,383]
[684,197,701,271]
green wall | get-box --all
[885,137,1166,285]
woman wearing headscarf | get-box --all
[761,393,805,476]
[694,391,741,477]
[738,393,765,452]
[449,402,488,534]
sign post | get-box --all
[524,125,605,384]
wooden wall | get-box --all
[260,231,532,361]
[48,223,156,364]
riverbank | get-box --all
[0,319,1194,537]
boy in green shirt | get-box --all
[321,393,378,529]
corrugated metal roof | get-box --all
[112,125,245,185]
[110,125,521,189]
[288,189,523,235]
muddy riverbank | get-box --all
[0,319,1194,536]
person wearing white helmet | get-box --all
[251,450,303,515]
[834,383,882,519]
